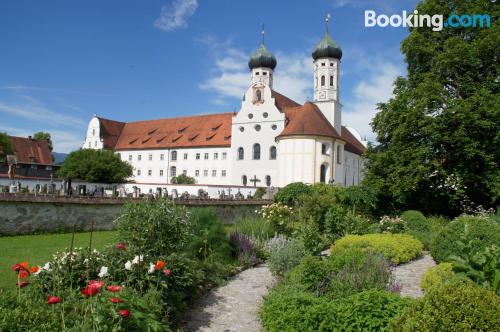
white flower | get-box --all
[124,261,132,271]
[132,255,143,265]
[98,266,109,278]
[147,263,155,274]
[42,262,51,272]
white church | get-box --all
[83,19,366,193]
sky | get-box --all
[0,0,420,153]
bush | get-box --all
[229,232,259,268]
[390,280,500,332]
[273,182,312,206]
[325,206,378,241]
[258,203,293,234]
[331,234,423,265]
[253,187,266,199]
[379,216,406,234]
[233,216,275,242]
[170,173,195,184]
[297,219,326,254]
[267,238,307,276]
[401,210,427,232]
[286,256,331,293]
[430,215,500,263]
[420,263,455,292]
[116,199,191,257]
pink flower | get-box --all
[16,281,29,288]
[47,296,61,304]
[116,242,126,250]
[163,268,172,277]
[106,285,123,293]
[119,309,131,318]
[110,297,124,304]
[81,280,104,297]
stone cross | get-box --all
[249,175,261,187]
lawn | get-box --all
[0,231,117,291]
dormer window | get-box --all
[263,72,267,76]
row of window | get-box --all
[317,75,335,87]
[239,124,278,132]
[237,145,277,160]
[135,167,227,178]
[321,143,343,164]
[128,151,228,162]
[241,175,272,187]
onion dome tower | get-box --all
[248,25,276,88]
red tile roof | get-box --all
[277,102,342,139]
[341,127,366,155]
[272,90,301,111]
[98,118,125,149]
[113,113,233,150]
[9,136,53,165]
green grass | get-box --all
[0,231,117,291]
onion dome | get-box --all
[248,27,277,70]
[312,14,342,60]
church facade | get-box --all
[83,22,366,189]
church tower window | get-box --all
[253,144,261,160]
[321,75,325,86]
[330,75,334,86]
[238,147,244,160]
[242,175,247,186]
[269,146,277,160]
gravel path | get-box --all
[182,264,276,332]
[392,254,436,298]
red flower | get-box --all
[119,309,131,318]
[12,261,29,273]
[81,280,105,297]
[163,268,172,277]
[155,260,165,270]
[110,297,124,304]
[16,281,29,288]
[106,285,123,293]
[19,270,30,279]
[30,266,40,273]
[47,296,61,304]
[116,242,126,250]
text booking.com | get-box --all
[365,10,491,31]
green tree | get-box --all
[58,149,132,183]
[170,173,196,184]
[33,131,53,151]
[0,132,14,161]
[364,0,500,216]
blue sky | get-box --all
[0,0,419,152]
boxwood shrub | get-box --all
[420,263,455,292]
[330,234,423,265]
[430,215,500,263]
[390,280,500,331]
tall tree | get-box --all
[0,132,14,161]
[58,149,133,183]
[33,132,53,151]
[364,0,499,216]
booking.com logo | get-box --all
[365,10,491,31]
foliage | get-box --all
[345,184,378,217]
[331,234,423,265]
[390,280,500,332]
[58,149,133,183]
[324,205,378,241]
[170,173,195,184]
[257,203,293,234]
[430,215,500,263]
[233,216,275,242]
[267,238,306,276]
[420,263,455,292]
[0,132,14,160]
[297,219,326,254]
[263,234,289,255]
[273,182,312,206]
[116,199,192,258]
[363,0,500,217]
[253,187,266,199]
[33,131,53,152]
[379,216,406,234]
[229,232,259,268]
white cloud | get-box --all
[154,0,198,32]
[0,101,85,127]
[342,62,403,141]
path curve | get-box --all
[183,264,276,332]
[392,254,435,298]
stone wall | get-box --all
[0,195,270,236]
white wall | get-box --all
[82,116,103,149]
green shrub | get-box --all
[116,199,191,257]
[420,263,455,292]
[390,280,500,332]
[401,210,427,232]
[430,215,500,263]
[233,216,275,242]
[258,203,293,234]
[268,238,307,276]
[331,234,423,265]
[379,216,406,234]
[286,256,330,293]
[273,182,312,206]
[253,187,266,199]
[297,219,326,254]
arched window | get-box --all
[171,150,177,161]
[330,75,334,86]
[237,147,244,160]
[256,89,262,101]
[320,164,327,183]
[321,75,325,86]
[170,166,177,177]
[242,175,247,186]
[253,143,261,160]
[269,146,277,160]
[321,143,328,155]
[265,175,271,186]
